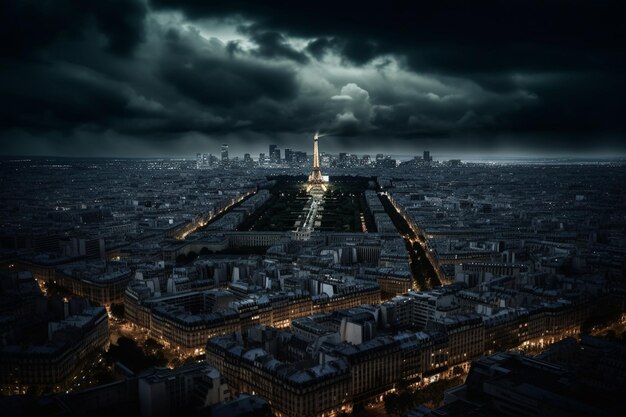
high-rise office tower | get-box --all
[284,148,293,163]
[271,148,281,163]
[423,150,431,162]
[269,144,277,162]
[221,144,229,163]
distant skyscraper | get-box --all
[221,144,229,163]
[284,148,293,163]
[423,150,431,162]
[269,144,277,162]
[272,148,281,163]
[244,153,252,163]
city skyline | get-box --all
[5,141,626,162]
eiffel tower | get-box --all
[307,132,327,195]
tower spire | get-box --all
[307,132,327,193]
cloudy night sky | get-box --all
[1,0,625,158]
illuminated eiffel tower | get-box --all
[306,132,327,194]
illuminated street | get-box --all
[379,192,443,290]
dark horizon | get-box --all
[2,150,626,162]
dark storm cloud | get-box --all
[304,37,382,67]
[305,38,335,61]
[0,3,302,144]
[151,1,625,72]
[160,30,300,107]
[1,61,137,131]
[147,0,626,150]
[241,26,309,64]
[1,0,147,58]
[0,0,624,156]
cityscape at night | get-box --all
[1,1,626,417]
